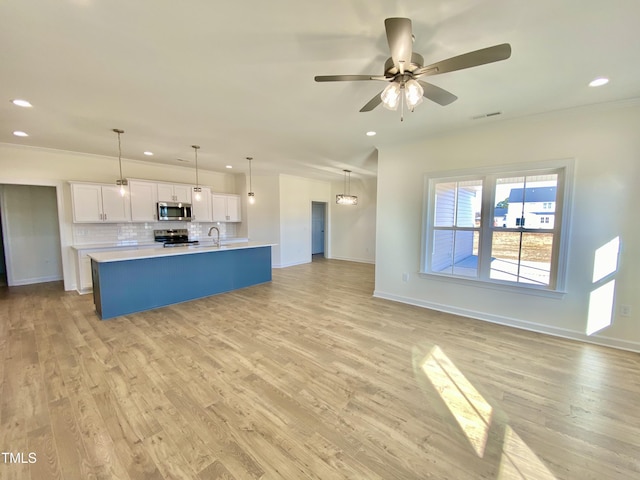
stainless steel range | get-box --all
[154,229,199,248]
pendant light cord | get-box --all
[343,169,351,195]
[192,145,200,189]
[113,128,125,184]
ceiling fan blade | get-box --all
[359,91,384,112]
[417,81,458,106]
[315,75,383,82]
[385,18,413,74]
[414,43,512,77]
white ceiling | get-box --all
[1,0,639,181]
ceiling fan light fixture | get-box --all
[381,82,401,110]
[405,79,424,110]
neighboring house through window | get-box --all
[421,159,573,294]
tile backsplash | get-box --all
[72,221,237,246]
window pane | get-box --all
[431,230,479,277]
[434,182,456,227]
[494,174,558,229]
[452,231,479,277]
[519,233,553,285]
[457,180,482,227]
[490,232,553,285]
[432,229,454,273]
[434,180,482,227]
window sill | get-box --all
[417,271,567,299]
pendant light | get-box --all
[247,156,255,204]
[192,145,202,201]
[336,169,357,205]
[112,128,128,196]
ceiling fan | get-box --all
[314,18,511,119]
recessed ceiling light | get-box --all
[589,77,609,87]
[366,131,377,136]
[143,151,154,156]
[226,165,233,169]
[11,99,32,108]
[13,130,28,137]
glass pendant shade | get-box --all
[381,82,401,110]
[404,79,424,110]
[336,169,357,205]
[336,194,358,205]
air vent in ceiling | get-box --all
[472,111,502,120]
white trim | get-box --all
[373,290,640,353]
[273,259,310,268]
[328,255,375,264]
[421,158,574,294]
[417,271,567,299]
[10,274,64,286]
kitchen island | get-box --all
[89,242,273,319]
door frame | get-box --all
[311,201,328,259]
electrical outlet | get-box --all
[402,272,410,282]
[620,305,631,317]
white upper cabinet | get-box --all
[129,180,158,222]
[157,183,192,203]
[212,194,241,222]
[70,183,131,223]
[226,195,241,222]
[192,187,212,222]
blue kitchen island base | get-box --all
[91,245,272,320]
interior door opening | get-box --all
[0,206,7,287]
[0,184,63,287]
[312,201,327,259]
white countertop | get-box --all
[72,237,249,251]
[88,242,274,263]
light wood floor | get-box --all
[1,258,638,479]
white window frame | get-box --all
[420,159,574,298]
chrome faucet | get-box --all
[207,226,220,247]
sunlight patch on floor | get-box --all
[498,426,557,479]
[420,345,557,478]
[421,345,493,457]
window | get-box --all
[422,160,573,293]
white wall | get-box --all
[0,185,63,285]
[330,176,377,264]
[247,173,355,268]
[247,174,281,265]
[374,101,640,352]
[278,175,331,268]
[0,143,237,191]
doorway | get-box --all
[311,201,326,258]
[0,184,63,286]
[0,207,6,286]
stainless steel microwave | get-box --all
[157,202,192,221]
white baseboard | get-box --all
[273,259,310,269]
[10,274,63,286]
[373,290,640,353]
[328,255,375,264]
